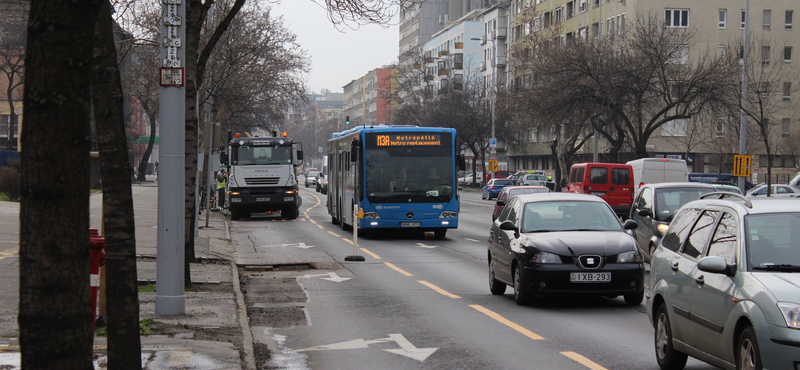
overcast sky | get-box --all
[271,2,400,95]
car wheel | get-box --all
[489,259,506,295]
[624,290,644,305]
[513,266,531,305]
[737,326,761,370]
[655,304,688,370]
[482,191,487,200]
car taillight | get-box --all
[491,185,496,189]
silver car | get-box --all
[745,183,800,198]
[647,193,800,370]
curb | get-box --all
[224,219,257,370]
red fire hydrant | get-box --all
[89,228,106,332]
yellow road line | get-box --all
[316,224,324,229]
[360,248,381,259]
[561,351,608,370]
[327,231,341,238]
[343,239,353,245]
[469,304,544,340]
[418,280,461,299]
[384,262,412,276]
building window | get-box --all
[717,45,728,59]
[786,10,794,30]
[716,118,725,137]
[741,10,747,29]
[668,45,690,64]
[719,9,727,29]
[665,9,689,28]
[785,46,793,65]
[762,45,771,65]
[782,118,791,135]
[784,82,792,101]
[662,118,687,137]
[759,82,771,96]
[763,9,772,30]
[762,155,796,167]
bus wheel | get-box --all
[434,229,447,238]
[332,215,340,225]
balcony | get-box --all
[439,50,449,57]
[492,27,507,39]
[413,63,421,70]
[480,61,486,71]
[424,57,435,64]
[424,75,434,82]
[495,56,507,67]
[438,69,449,76]
[455,42,463,49]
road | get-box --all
[234,185,720,370]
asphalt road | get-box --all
[231,185,720,370]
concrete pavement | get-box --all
[0,180,255,369]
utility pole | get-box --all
[593,0,602,162]
[155,0,186,315]
[738,0,750,193]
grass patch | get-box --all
[138,284,156,292]
[0,193,10,202]
[93,319,155,337]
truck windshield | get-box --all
[232,144,292,165]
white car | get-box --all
[745,183,800,197]
[304,171,319,187]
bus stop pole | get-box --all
[345,205,365,262]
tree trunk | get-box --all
[91,1,143,368]
[136,127,156,182]
[19,0,101,368]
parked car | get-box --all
[459,171,484,186]
[509,170,545,185]
[492,186,550,221]
[745,183,800,197]
[304,171,320,187]
[482,179,514,200]
[565,162,635,218]
[648,194,800,370]
[629,182,715,262]
[519,174,550,186]
[488,193,643,305]
[487,170,515,182]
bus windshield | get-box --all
[363,133,454,203]
[232,144,292,165]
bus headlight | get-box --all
[362,212,381,219]
[439,211,457,219]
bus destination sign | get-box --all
[374,133,442,147]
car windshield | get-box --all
[654,187,714,221]
[309,172,319,177]
[521,201,622,233]
[746,213,800,270]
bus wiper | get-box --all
[371,195,413,203]
[753,264,800,272]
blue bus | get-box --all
[326,125,464,238]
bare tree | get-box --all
[20,0,102,368]
[0,0,27,151]
[718,35,800,193]
[91,1,142,368]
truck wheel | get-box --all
[284,207,299,220]
[230,208,241,221]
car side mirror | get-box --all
[638,208,652,217]
[499,220,520,238]
[496,200,506,206]
[697,256,735,276]
[622,219,638,230]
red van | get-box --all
[565,162,634,218]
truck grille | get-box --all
[244,177,280,186]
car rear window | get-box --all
[590,168,608,184]
[612,168,630,185]
[495,179,514,185]
[309,172,319,177]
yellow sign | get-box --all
[733,154,752,177]
[488,160,498,172]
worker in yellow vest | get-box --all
[216,171,227,209]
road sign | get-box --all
[733,154,752,177]
[488,159,498,172]
[489,138,497,148]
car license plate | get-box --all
[401,222,421,228]
[570,272,611,283]
[255,197,270,202]
[591,191,606,196]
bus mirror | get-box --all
[458,154,466,171]
[351,137,361,162]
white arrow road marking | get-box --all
[382,334,438,362]
[260,243,316,249]
[415,243,437,249]
[301,272,351,283]
[292,334,438,362]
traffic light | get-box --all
[346,116,350,125]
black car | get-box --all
[629,182,714,263]
[488,193,643,306]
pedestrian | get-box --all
[215,171,227,209]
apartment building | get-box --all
[501,0,799,179]
[342,68,396,128]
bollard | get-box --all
[89,228,106,332]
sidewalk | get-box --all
[0,181,256,370]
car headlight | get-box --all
[362,212,381,219]
[657,223,670,234]
[617,250,642,263]
[533,252,560,264]
[439,211,457,218]
[778,302,800,329]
